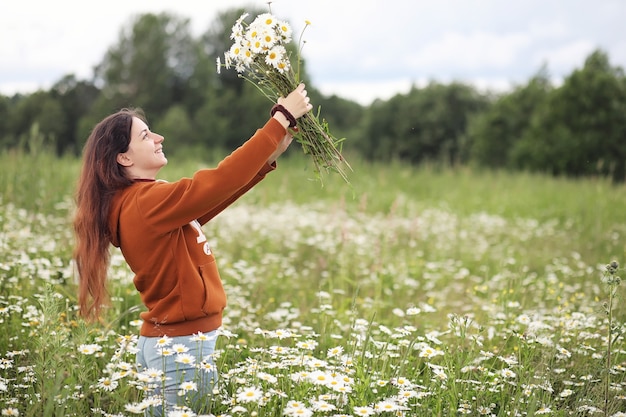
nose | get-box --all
[154,133,164,143]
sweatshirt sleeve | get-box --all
[134,118,286,233]
[197,161,276,225]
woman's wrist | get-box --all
[270,104,297,128]
[272,112,290,129]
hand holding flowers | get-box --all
[275,83,313,123]
[218,11,351,183]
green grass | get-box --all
[1,150,625,416]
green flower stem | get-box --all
[602,260,621,416]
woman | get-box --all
[73,83,312,414]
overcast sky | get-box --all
[1,0,625,105]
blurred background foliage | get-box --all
[1,7,625,181]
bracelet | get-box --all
[270,104,297,128]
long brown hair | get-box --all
[73,109,143,320]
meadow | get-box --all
[0,148,625,416]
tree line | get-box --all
[1,7,625,181]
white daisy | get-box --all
[374,399,402,412]
[179,380,197,392]
[191,331,217,342]
[77,343,102,355]
[175,353,196,365]
[254,13,276,28]
[96,376,118,391]
[327,345,344,357]
[353,406,375,416]
[154,336,171,348]
[259,29,277,49]
[308,370,333,386]
[277,20,292,42]
[236,386,263,403]
[172,343,189,354]
[265,45,286,68]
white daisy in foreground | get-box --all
[257,371,278,384]
[419,345,444,359]
[397,389,418,400]
[158,347,174,357]
[154,335,171,347]
[311,399,336,412]
[172,343,189,354]
[199,360,215,373]
[374,399,404,412]
[308,370,333,386]
[392,376,413,388]
[271,328,293,339]
[191,331,217,342]
[406,307,421,315]
[327,345,344,357]
[428,363,448,381]
[168,409,197,417]
[179,380,197,393]
[77,343,102,355]
[283,403,313,417]
[296,339,318,350]
[236,386,263,403]
[96,376,118,391]
[285,400,306,409]
[138,367,163,382]
[175,353,196,365]
[125,401,149,414]
[353,406,375,416]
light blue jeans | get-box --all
[136,331,219,416]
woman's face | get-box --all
[117,116,167,179]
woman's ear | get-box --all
[116,152,133,167]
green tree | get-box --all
[201,7,253,94]
[0,95,13,148]
[50,75,100,154]
[193,7,269,152]
[313,94,364,154]
[515,49,626,181]
[193,81,268,152]
[469,68,552,168]
[93,12,198,119]
[153,104,195,152]
[194,6,322,153]
[362,82,488,165]
[8,91,66,153]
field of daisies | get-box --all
[1,151,626,417]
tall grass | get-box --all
[1,149,625,416]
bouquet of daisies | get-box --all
[218,11,350,183]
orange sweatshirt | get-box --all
[108,118,286,337]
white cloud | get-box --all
[0,0,624,104]
[410,31,531,72]
[316,79,417,105]
[0,81,44,96]
[611,40,626,66]
[528,19,569,40]
[532,40,598,73]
